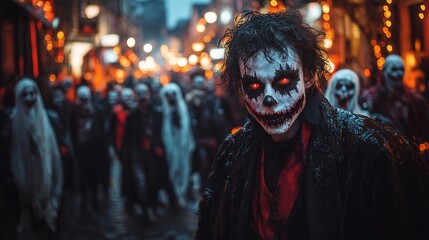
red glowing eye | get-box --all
[250,83,260,90]
[279,78,290,85]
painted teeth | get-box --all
[253,95,304,127]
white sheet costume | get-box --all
[11,78,63,232]
[160,83,195,206]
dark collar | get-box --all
[301,86,324,126]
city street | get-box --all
[58,159,199,240]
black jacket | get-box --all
[196,89,429,240]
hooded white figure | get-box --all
[325,69,370,116]
[160,83,195,206]
[11,78,63,232]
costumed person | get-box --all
[205,79,236,146]
[98,88,119,132]
[325,69,370,116]
[185,69,218,195]
[121,83,178,220]
[150,78,163,111]
[48,85,78,196]
[196,9,429,240]
[9,78,63,239]
[361,54,429,159]
[160,82,195,206]
[70,85,110,210]
[109,88,135,153]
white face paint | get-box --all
[329,69,359,111]
[240,49,307,140]
[77,86,91,105]
[383,55,404,93]
[20,85,37,108]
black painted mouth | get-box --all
[247,95,305,127]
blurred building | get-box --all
[163,0,427,92]
[0,0,58,106]
[54,0,144,93]
[325,0,428,90]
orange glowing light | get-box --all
[279,78,290,85]
[250,83,260,90]
[231,126,241,134]
[385,20,392,27]
[270,0,278,7]
[57,31,64,39]
[323,22,331,29]
[49,74,56,82]
[384,11,391,19]
[364,68,371,78]
[323,13,330,21]
[47,43,53,51]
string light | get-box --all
[321,1,334,50]
[419,3,425,20]
[374,0,395,70]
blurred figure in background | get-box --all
[110,88,135,153]
[186,70,217,194]
[361,54,429,155]
[325,69,370,116]
[47,85,78,196]
[7,78,63,239]
[121,83,177,220]
[160,83,195,206]
[70,86,110,211]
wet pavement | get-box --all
[58,159,199,240]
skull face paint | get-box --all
[240,49,306,139]
[328,69,359,111]
[383,55,404,93]
[21,85,37,108]
[334,80,355,110]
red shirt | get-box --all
[253,122,312,239]
[113,104,129,151]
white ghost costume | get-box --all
[11,78,63,231]
[325,69,370,116]
[160,83,195,206]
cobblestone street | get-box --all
[58,159,199,240]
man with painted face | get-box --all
[361,54,429,156]
[196,9,429,240]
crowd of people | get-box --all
[0,69,239,239]
[1,8,429,240]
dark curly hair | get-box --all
[220,7,328,95]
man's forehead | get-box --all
[23,85,36,92]
[385,59,404,69]
[240,48,300,74]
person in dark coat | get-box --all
[69,86,110,210]
[360,54,429,149]
[121,83,178,219]
[196,9,429,240]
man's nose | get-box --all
[263,95,277,107]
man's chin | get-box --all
[260,122,291,136]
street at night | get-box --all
[1,0,429,239]
[58,159,199,240]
